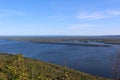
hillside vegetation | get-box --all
[0,53,110,80]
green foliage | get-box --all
[5,54,29,80]
[0,53,110,80]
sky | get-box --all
[0,0,120,36]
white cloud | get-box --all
[69,24,94,29]
[108,10,120,15]
[77,10,120,20]
[77,12,109,19]
[0,9,25,18]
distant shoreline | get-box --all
[0,36,120,46]
[29,41,111,47]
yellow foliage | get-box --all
[0,72,7,80]
[6,54,29,80]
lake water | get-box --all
[0,40,119,78]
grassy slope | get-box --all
[0,53,110,80]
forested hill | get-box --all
[0,53,110,80]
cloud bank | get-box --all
[77,10,120,20]
[0,9,24,18]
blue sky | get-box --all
[0,0,120,36]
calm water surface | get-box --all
[0,40,119,78]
